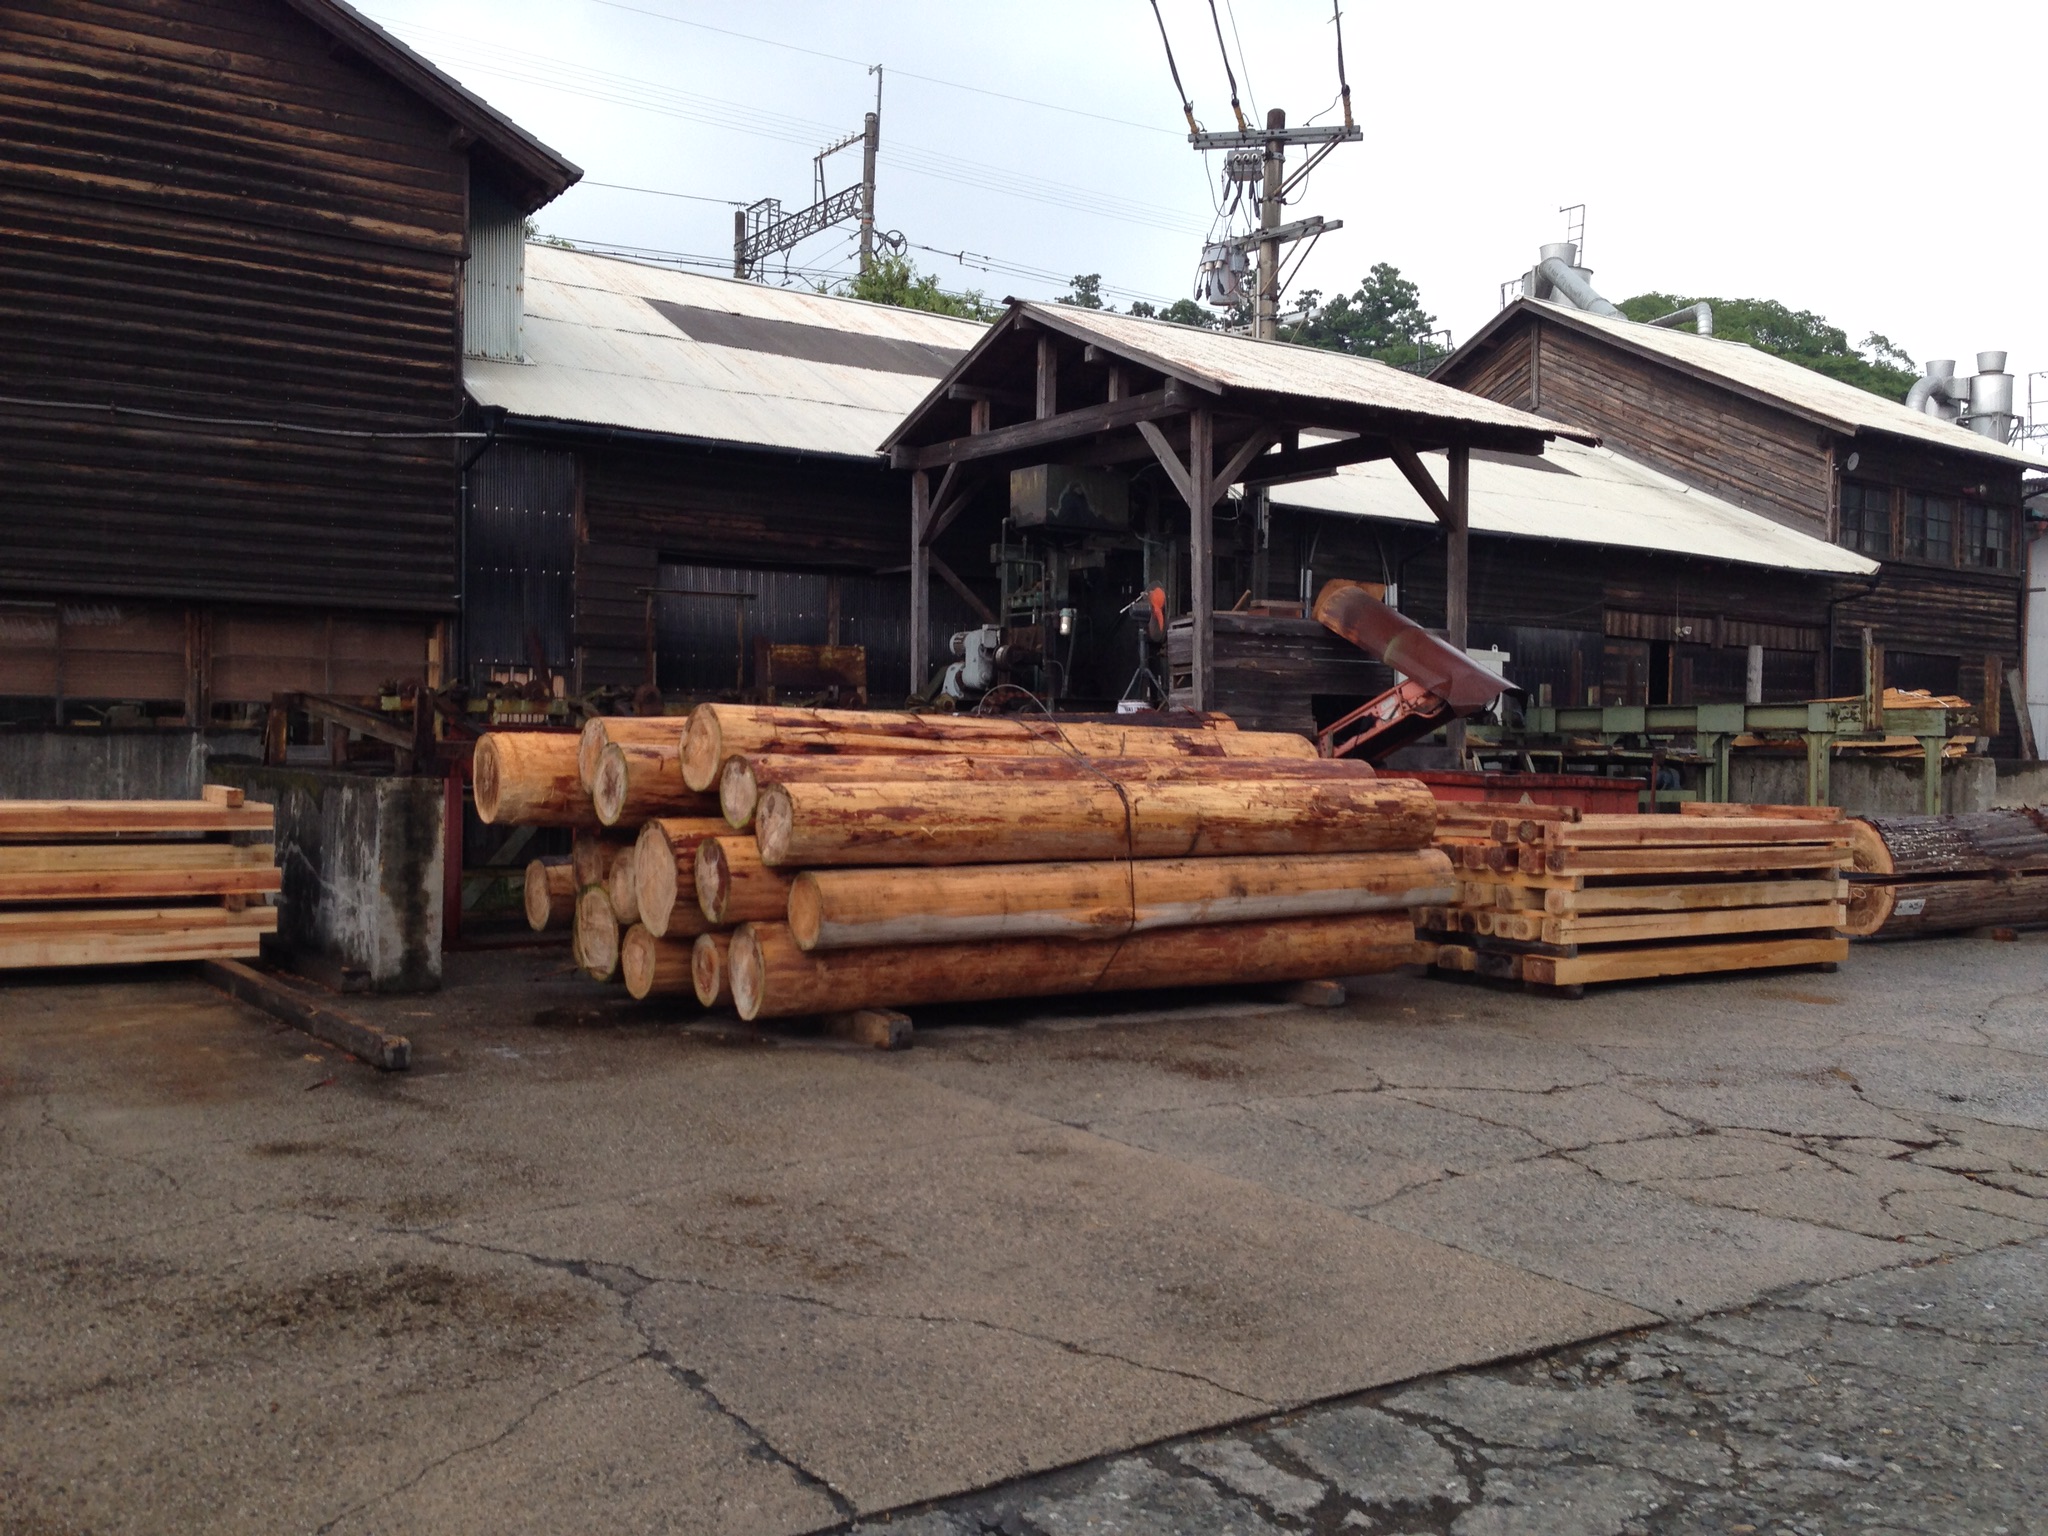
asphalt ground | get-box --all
[3,932,2044,1534]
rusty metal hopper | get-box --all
[1311,581,1512,713]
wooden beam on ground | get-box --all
[200,959,411,1071]
[909,470,931,693]
[928,549,996,625]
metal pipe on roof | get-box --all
[1904,359,1968,421]
[1969,351,2015,441]
[1648,301,1713,336]
[1535,256,1622,318]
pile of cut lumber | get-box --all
[1839,808,2048,938]
[1420,801,1850,996]
[0,787,279,968]
[481,705,1451,1025]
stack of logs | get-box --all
[1420,802,1851,996]
[0,787,279,968]
[478,705,1454,1028]
[1839,808,2048,938]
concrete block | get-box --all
[0,728,210,799]
[210,765,444,992]
[1729,754,1996,816]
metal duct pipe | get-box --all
[1649,301,1713,336]
[1905,359,1969,420]
[1969,351,2014,440]
[1535,256,1622,317]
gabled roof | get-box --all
[465,245,986,457]
[1445,299,2043,472]
[882,300,1595,457]
[282,0,580,212]
[1272,436,1878,577]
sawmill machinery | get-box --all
[1310,581,1516,761]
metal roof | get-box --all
[1271,436,1880,577]
[284,0,580,212]
[1458,300,2044,471]
[464,245,987,458]
[882,301,1595,452]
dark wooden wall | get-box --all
[0,0,471,613]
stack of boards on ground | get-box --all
[1838,808,2048,938]
[0,787,279,968]
[479,704,1451,1026]
[1421,801,1850,996]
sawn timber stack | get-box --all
[0,787,280,968]
[1421,805,1851,996]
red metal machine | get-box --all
[1310,581,1515,762]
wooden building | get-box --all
[0,0,578,729]
[457,244,988,699]
[1433,300,2038,753]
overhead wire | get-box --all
[1146,1,1201,137]
[1223,0,1258,121]
[1205,0,1249,131]
[581,0,1178,136]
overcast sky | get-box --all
[372,0,2046,431]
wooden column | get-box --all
[1036,334,1057,419]
[1189,408,1214,712]
[1445,443,1471,764]
[909,469,931,694]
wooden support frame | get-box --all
[909,469,931,692]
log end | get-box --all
[754,786,793,867]
[577,716,609,793]
[1839,880,1897,938]
[692,931,733,1008]
[621,923,657,999]
[524,858,572,932]
[681,705,723,793]
[720,755,759,830]
[695,837,732,924]
[473,734,505,824]
[592,742,631,827]
[576,888,621,982]
[606,845,641,927]
[1846,818,1895,879]
[636,820,678,936]
[727,925,764,1020]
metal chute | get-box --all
[1310,581,1515,761]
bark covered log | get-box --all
[720,751,1375,830]
[633,817,728,938]
[523,857,575,932]
[1853,810,2048,880]
[474,732,594,828]
[1855,873,2048,938]
[622,923,698,999]
[681,703,1306,791]
[696,834,797,924]
[787,848,1455,950]
[729,912,1420,1021]
[754,777,1438,868]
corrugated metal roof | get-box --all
[1271,436,1879,576]
[1499,300,2044,470]
[1007,302,1596,443]
[465,245,987,458]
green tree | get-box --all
[841,254,996,321]
[1618,293,1919,401]
[1128,298,1221,328]
[1056,273,1107,310]
[1281,263,1443,367]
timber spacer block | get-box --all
[824,1008,914,1051]
[1269,978,1346,1008]
[1522,980,1586,1001]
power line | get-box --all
[903,243,1172,307]
[584,179,743,205]
[378,22,1209,236]
[581,0,1178,136]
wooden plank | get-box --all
[1540,902,1847,947]
[1532,845,1847,877]
[1679,802,1844,820]
[894,388,1179,470]
[199,959,411,1071]
[0,801,273,835]
[1547,817,1851,849]
[0,844,275,872]
[0,926,266,969]
[0,868,282,903]
[0,906,276,936]
[1523,934,1847,987]
[1546,877,1849,916]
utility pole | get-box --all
[858,66,882,275]
[1257,109,1284,338]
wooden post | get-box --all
[1745,644,1764,705]
[1445,443,1471,764]
[1189,408,1214,712]
[825,574,841,647]
[909,469,931,695]
[1036,334,1057,419]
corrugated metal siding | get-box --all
[0,0,468,612]
[463,182,525,362]
[463,442,575,678]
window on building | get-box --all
[1839,481,1891,557]
[1902,492,1956,563]
[1961,502,2011,569]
